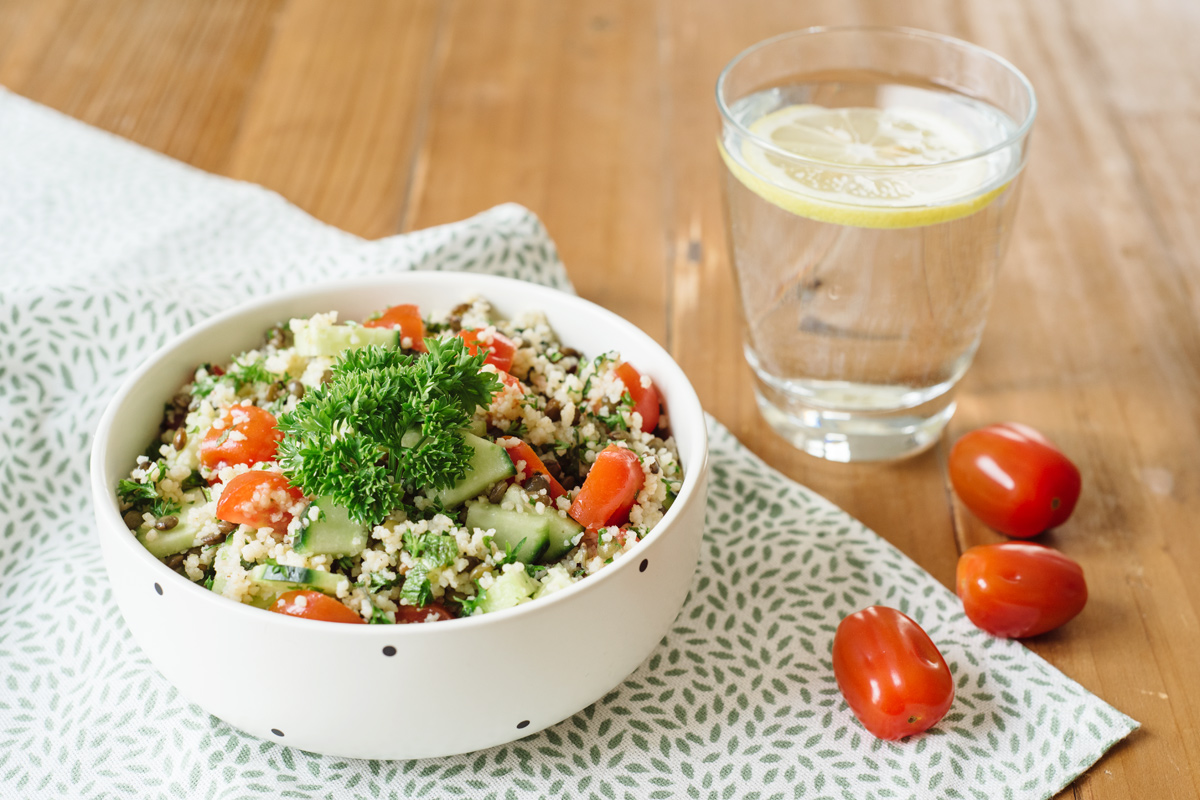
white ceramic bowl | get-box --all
[90,273,708,759]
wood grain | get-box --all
[2,0,1197,795]
[405,0,670,343]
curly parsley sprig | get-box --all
[276,338,501,526]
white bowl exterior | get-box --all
[91,274,709,759]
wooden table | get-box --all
[3,1,1196,797]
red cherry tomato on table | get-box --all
[270,590,364,624]
[568,444,645,530]
[957,543,1088,638]
[832,606,955,741]
[613,362,661,433]
[364,303,427,352]
[395,603,456,623]
[199,405,283,475]
[459,329,518,373]
[215,471,304,535]
[948,422,1081,538]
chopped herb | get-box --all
[368,606,394,624]
[180,470,206,492]
[402,532,458,568]
[400,573,432,607]
[193,360,277,398]
[333,556,355,574]
[546,350,564,363]
[398,531,458,608]
[277,338,501,525]
[494,538,527,569]
[116,478,181,519]
[460,581,488,616]
[364,571,399,593]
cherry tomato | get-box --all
[832,606,954,741]
[498,437,566,500]
[215,471,304,535]
[364,303,427,352]
[613,362,661,433]
[270,590,364,624]
[957,543,1087,638]
[568,444,645,530]
[199,405,283,475]
[459,329,518,373]
[949,422,1082,538]
[395,603,456,623]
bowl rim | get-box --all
[90,271,709,637]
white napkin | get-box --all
[0,88,1136,800]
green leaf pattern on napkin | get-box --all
[0,89,1136,800]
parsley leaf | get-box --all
[276,338,501,525]
[193,360,277,398]
[368,606,394,624]
[493,538,527,569]
[460,581,488,616]
[117,477,181,519]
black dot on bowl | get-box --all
[271,728,284,737]
[639,559,648,573]
[516,720,530,730]
[154,583,163,595]
[382,645,397,657]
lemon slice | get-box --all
[721,104,1009,229]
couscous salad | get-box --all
[116,298,682,624]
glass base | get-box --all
[753,385,956,463]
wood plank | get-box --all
[404,0,669,342]
[2,0,283,172]
[223,0,441,239]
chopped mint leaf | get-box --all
[400,573,432,608]
[368,606,394,624]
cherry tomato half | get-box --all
[459,329,518,373]
[832,606,954,741]
[499,437,566,500]
[614,362,661,433]
[199,404,283,475]
[948,422,1082,538]
[270,590,364,624]
[568,444,645,530]
[364,303,427,352]
[215,471,304,535]
[395,603,456,623]
[957,543,1088,638]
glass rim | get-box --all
[715,25,1038,172]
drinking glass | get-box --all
[717,27,1036,462]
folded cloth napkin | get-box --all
[0,88,1136,800]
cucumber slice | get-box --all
[293,498,369,556]
[135,496,209,558]
[209,537,239,596]
[293,321,399,357]
[477,568,540,614]
[541,512,584,563]
[465,502,549,564]
[430,433,516,509]
[249,563,348,597]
